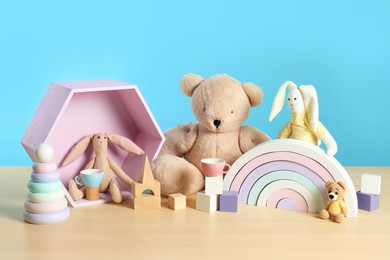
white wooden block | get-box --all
[361,173,381,195]
[205,176,223,195]
[196,191,218,212]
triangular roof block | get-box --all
[139,156,155,184]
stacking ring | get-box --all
[32,162,57,173]
[31,171,60,183]
[27,190,65,203]
[23,207,70,225]
[24,198,68,214]
[27,180,63,193]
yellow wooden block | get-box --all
[168,193,186,210]
[129,194,161,210]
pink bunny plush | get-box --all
[62,133,144,203]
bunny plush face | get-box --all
[288,88,305,114]
[182,74,263,133]
[92,133,109,153]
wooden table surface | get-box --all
[0,166,389,260]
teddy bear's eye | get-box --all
[288,98,290,101]
[231,110,234,114]
[294,97,297,100]
[97,136,100,139]
[203,108,206,112]
[335,192,338,195]
[104,136,107,139]
[328,191,332,194]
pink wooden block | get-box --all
[21,80,165,207]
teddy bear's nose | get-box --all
[213,119,221,128]
[329,194,334,199]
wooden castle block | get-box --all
[130,156,161,209]
[168,193,186,210]
[131,156,161,198]
[129,194,161,210]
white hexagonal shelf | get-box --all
[21,80,165,207]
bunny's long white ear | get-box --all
[269,81,298,121]
[299,85,319,131]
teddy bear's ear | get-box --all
[242,82,264,107]
[325,181,333,188]
[337,181,346,190]
[180,73,204,97]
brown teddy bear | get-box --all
[152,74,270,195]
[320,181,348,223]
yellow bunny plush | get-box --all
[269,81,337,156]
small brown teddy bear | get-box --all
[320,181,348,223]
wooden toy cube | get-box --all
[361,174,381,195]
[219,191,238,212]
[168,193,186,210]
[357,191,379,211]
[205,176,223,195]
[129,194,161,210]
[21,80,165,207]
[196,191,218,212]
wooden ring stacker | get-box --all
[27,190,65,203]
[23,207,70,225]
[32,162,57,173]
[24,197,68,214]
[28,180,63,193]
[31,171,60,183]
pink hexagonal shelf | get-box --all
[21,80,165,207]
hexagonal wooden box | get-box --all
[21,80,165,207]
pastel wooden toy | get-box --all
[196,191,218,212]
[361,173,381,195]
[129,156,161,210]
[131,156,161,198]
[28,180,63,193]
[223,139,358,217]
[34,143,54,163]
[128,194,161,210]
[205,176,223,195]
[201,158,230,177]
[31,171,60,183]
[21,80,165,207]
[74,169,104,201]
[168,193,186,210]
[27,190,66,203]
[357,191,379,211]
[24,198,68,214]
[32,162,57,173]
[23,207,70,225]
[219,191,238,212]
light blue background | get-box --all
[1,1,389,166]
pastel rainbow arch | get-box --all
[223,139,358,217]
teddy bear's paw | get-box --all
[69,180,85,201]
[152,155,204,195]
[334,214,345,223]
[319,209,330,220]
